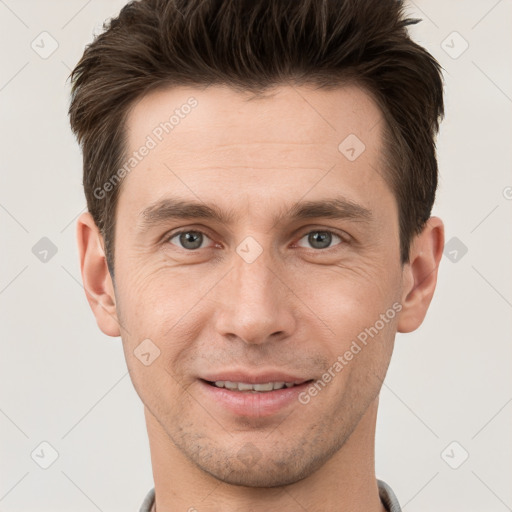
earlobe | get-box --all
[76,212,121,337]
[396,216,445,333]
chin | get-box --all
[206,466,309,488]
[195,450,327,489]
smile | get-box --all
[206,380,307,392]
[198,378,315,417]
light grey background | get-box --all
[1,1,511,510]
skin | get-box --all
[77,84,444,512]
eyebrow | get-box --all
[138,195,373,231]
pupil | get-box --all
[309,231,331,249]
[180,231,202,249]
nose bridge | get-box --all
[233,242,277,303]
[213,237,295,344]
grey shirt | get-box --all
[139,479,401,511]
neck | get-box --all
[146,397,386,512]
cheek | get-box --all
[115,261,191,330]
[298,258,397,319]
[294,260,400,373]
[114,263,216,375]
[116,278,192,417]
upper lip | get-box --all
[200,370,311,385]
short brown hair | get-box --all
[68,0,444,276]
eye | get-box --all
[164,228,348,252]
[167,230,212,250]
[296,230,346,250]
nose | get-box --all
[212,244,297,346]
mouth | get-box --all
[201,379,314,392]
[197,377,315,418]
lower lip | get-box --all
[198,380,312,418]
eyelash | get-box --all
[164,227,350,252]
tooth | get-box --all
[213,381,298,391]
[253,382,274,392]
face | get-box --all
[112,84,405,487]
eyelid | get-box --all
[293,227,351,250]
[164,227,216,249]
[295,226,351,241]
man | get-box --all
[68,0,445,510]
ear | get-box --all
[76,212,121,337]
[397,216,445,333]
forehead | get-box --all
[119,83,392,223]
[125,83,384,156]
